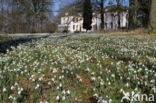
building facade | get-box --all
[58,7,128,33]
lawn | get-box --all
[0,34,156,103]
[0,35,14,42]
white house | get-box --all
[58,6,128,33]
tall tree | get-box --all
[128,0,138,29]
[0,0,53,33]
[149,0,156,33]
[99,0,105,30]
[137,0,151,28]
[0,0,4,32]
[83,0,93,31]
[115,0,123,29]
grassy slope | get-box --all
[0,35,14,42]
[0,34,156,103]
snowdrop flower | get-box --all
[151,87,156,93]
[39,77,43,81]
[62,90,66,95]
[66,90,70,95]
[40,101,48,103]
[97,99,108,103]
[109,99,112,103]
[18,90,22,95]
[51,78,55,82]
[93,88,96,91]
[3,88,7,92]
[56,86,60,90]
[62,96,66,100]
[79,78,82,82]
[75,97,78,101]
[106,78,109,81]
[9,95,14,100]
[86,68,91,72]
[108,82,111,85]
[150,79,155,83]
[100,81,104,85]
[56,96,60,101]
[125,83,129,87]
[48,81,52,85]
[53,68,58,73]
[11,86,15,90]
[59,83,62,87]
[91,77,96,81]
[93,93,98,98]
[35,84,40,89]
[91,72,95,75]
[32,78,35,82]
[14,82,18,86]
[111,74,115,78]
[98,76,101,79]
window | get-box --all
[111,22,113,29]
[73,25,75,30]
[76,18,78,22]
[73,18,75,22]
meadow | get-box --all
[0,34,156,103]
[0,35,14,42]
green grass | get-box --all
[0,34,156,103]
[0,35,14,42]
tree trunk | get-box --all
[0,0,4,33]
[100,0,104,30]
[149,0,156,33]
[128,0,138,30]
[117,8,121,29]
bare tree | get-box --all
[149,0,156,33]
[128,0,138,29]
[0,0,54,33]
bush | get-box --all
[63,30,69,33]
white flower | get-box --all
[91,77,96,81]
[108,82,111,85]
[91,72,95,75]
[151,87,156,93]
[56,86,60,90]
[39,77,43,81]
[48,81,51,85]
[9,95,14,99]
[59,83,62,87]
[3,88,7,92]
[14,82,18,86]
[18,90,22,95]
[125,83,129,87]
[62,90,66,95]
[93,93,98,97]
[35,84,40,89]
[11,86,15,90]
[109,99,112,103]
[62,96,66,100]
[97,99,108,103]
[100,81,104,85]
[56,96,60,101]
[150,79,155,83]
[66,90,70,95]
[111,74,115,78]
